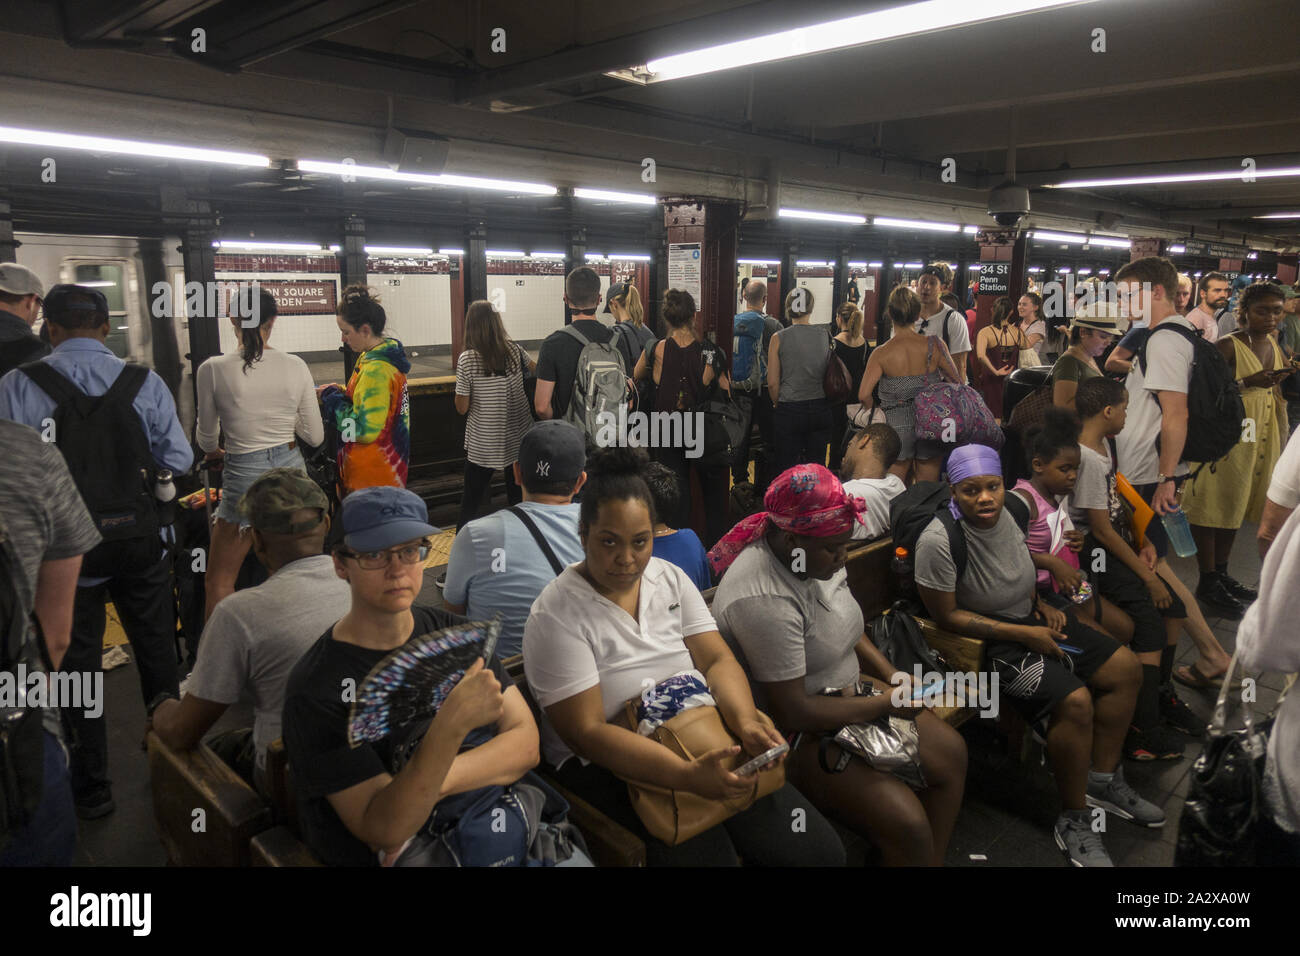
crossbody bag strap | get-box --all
[506,506,564,576]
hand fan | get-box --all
[347,618,501,746]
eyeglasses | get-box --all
[339,540,431,570]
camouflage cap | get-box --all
[238,467,328,534]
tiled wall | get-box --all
[796,276,835,326]
[483,274,615,343]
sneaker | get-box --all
[1054,814,1114,867]
[75,786,115,821]
[1216,571,1257,603]
[1124,724,1184,761]
[1159,684,1204,737]
[1087,766,1166,828]
[1194,576,1245,619]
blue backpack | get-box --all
[732,311,767,391]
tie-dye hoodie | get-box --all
[321,337,411,493]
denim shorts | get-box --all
[216,444,306,524]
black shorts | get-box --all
[985,612,1122,730]
[1086,535,1186,654]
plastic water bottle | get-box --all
[1160,507,1197,558]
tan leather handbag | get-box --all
[615,700,785,846]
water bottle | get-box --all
[891,546,914,600]
[1160,507,1197,558]
[154,469,176,528]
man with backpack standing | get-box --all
[534,266,628,441]
[731,280,782,494]
[0,284,193,820]
[0,263,49,377]
[916,264,970,384]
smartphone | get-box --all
[733,742,790,777]
[912,678,946,700]
[1057,643,1083,654]
[479,620,501,663]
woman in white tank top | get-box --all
[196,288,324,619]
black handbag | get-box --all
[1175,646,1282,867]
[694,378,746,469]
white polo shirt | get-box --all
[523,557,717,768]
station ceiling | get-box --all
[2,0,1299,250]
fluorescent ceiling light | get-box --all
[901,262,923,269]
[1046,166,1300,189]
[1028,266,1043,273]
[438,248,465,256]
[1099,269,1111,275]
[1057,266,1072,273]
[610,254,652,261]
[366,245,436,256]
[1077,268,1092,275]
[1252,212,1300,219]
[874,216,959,233]
[298,160,556,195]
[585,253,608,261]
[574,188,657,205]
[529,252,566,259]
[0,125,269,167]
[797,260,832,266]
[740,258,781,265]
[640,0,1094,83]
[968,264,983,270]
[486,250,527,258]
[963,225,981,234]
[1248,251,1259,259]
[1166,244,1186,254]
[949,263,959,270]
[867,261,884,268]
[215,240,326,252]
[76,280,118,287]
[1031,230,1131,249]
[780,208,866,224]
[846,261,867,268]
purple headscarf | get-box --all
[945,444,1004,520]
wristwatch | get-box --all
[1155,474,1176,485]
[146,691,179,719]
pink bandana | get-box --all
[708,463,867,576]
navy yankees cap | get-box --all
[518,420,585,488]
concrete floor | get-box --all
[80,521,1278,867]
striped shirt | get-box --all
[455,345,533,469]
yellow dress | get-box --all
[1183,334,1288,529]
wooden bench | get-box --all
[146,732,272,867]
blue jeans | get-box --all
[216,444,306,523]
[0,731,76,867]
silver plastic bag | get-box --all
[819,680,926,790]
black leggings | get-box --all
[459,460,522,530]
[655,446,729,548]
[552,759,845,867]
[772,398,833,478]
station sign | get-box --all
[977,261,1010,295]
[250,280,338,315]
[1178,239,1252,259]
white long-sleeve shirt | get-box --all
[1236,505,1300,833]
[196,348,324,454]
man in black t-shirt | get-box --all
[282,486,541,866]
[534,266,617,420]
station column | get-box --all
[563,224,587,326]
[0,195,16,263]
[661,199,740,353]
[338,214,367,380]
[974,229,1027,337]
[451,219,487,369]
[777,242,799,325]
[164,184,221,378]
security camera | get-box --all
[987,181,1030,227]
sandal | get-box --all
[1173,662,1237,691]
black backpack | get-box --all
[20,362,160,575]
[1138,323,1245,468]
[0,336,49,379]
[0,515,46,848]
[888,480,1030,583]
[870,603,947,675]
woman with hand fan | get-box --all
[282,486,589,867]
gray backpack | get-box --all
[560,324,629,440]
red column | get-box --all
[449,255,466,372]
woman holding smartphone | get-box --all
[523,447,845,867]
[709,463,968,866]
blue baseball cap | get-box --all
[341,487,438,551]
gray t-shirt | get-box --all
[774,323,831,403]
[914,508,1036,620]
[0,420,102,736]
[1071,443,1112,528]
[185,553,352,780]
[712,537,862,699]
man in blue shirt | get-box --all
[0,284,193,820]
[443,421,586,658]
[731,280,782,493]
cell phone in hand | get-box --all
[733,742,789,777]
